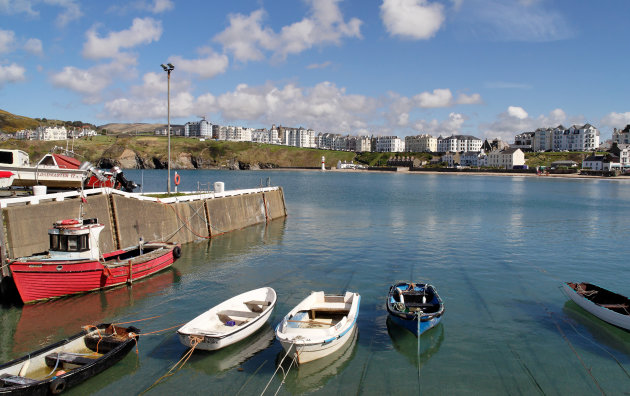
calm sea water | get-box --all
[2,170,630,395]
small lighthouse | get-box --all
[321,156,326,171]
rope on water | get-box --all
[260,343,299,396]
[546,307,606,395]
[236,360,268,396]
[112,314,163,326]
[140,335,203,395]
[417,313,422,391]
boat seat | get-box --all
[217,310,259,326]
[598,303,629,309]
[244,300,271,312]
[45,352,97,367]
[405,302,435,308]
[0,373,38,386]
[218,310,259,318]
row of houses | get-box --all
[513,124,600,152]
[15,126,98,140]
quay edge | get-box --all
[0,186,287,302]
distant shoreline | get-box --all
[264,167,630,180]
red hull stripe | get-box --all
[11,251,175,303]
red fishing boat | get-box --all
[9,217,181,303]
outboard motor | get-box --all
[113,166,139,192]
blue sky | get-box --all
[1,0,629,141]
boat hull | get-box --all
[9,243,180,303]
[0,324,139,396]
[386,282,444,337]
[276,291,361,364]
[2,166,86,188]
[178,287,277,351]
[563,282,630,331]
[278,324,357,364]
[179,307,274,351]
[388,313,441,336]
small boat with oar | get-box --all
[0,323,139,395]
[386,281,444,336]
[9,217,181,303]
[178,287,277,351]
[275,291,360,364]
[563,282,630,331]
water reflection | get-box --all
[562,301,630,362]
[386,317,444,368]
[277,327,358,394]
[186,323,275,374]
[12,267,181,356]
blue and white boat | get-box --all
[276,291,360,364]
[386,282,444,336]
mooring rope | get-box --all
[260,343,298,396]
[140,335,203,395]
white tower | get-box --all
[321,156,326,171]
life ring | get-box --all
[174,173,180,186]
[173,246,181,259]
[50,377,66,394]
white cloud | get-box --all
[214,0,362,62]
[507,106,528,119]
[601,112,630,129]
[0,0,37,16]
[380,0,445,40]
[307,61,332,69]
[50,55,137,103]
[46,0,82,27]
[413,112,466,135]
[455,93,483,105]
[83,17,162,59]
[151,0,173,13]
[457,0,573,42]
[23,38,42,55]
[414,89,453,108]
[0,29,15,54]
[169,48,229,79]
[479,106,583,142]
[0,63,26,85]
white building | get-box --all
[612,125,630,145]
[185,118,213,138]
[523,124,600,152]
[251,128,279,144]
[36,126,67,141]
[460,151,483,167]
[375,136,405,152]
[354,136,372,152]
[487,148,525,169]
[405,134,437,152]
[279,127,316,148]
[215,125,253,142]
[437,135,482,153]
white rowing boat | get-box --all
[275,291,360,364]
[177,287,276,351]
[563,282,630,330]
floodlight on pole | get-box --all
[161,63,174,193]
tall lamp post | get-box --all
[160,63,175,194]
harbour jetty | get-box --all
[0,185,287,300]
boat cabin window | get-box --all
[0,151,13,164]
[50,234,89,252]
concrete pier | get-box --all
[0,186,287,287]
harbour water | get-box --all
[2,170,630,395]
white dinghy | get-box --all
[178,287,276,351]
[275,291,360,364]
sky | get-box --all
[1,0,630,142]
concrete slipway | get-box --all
[0,186,287,298]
